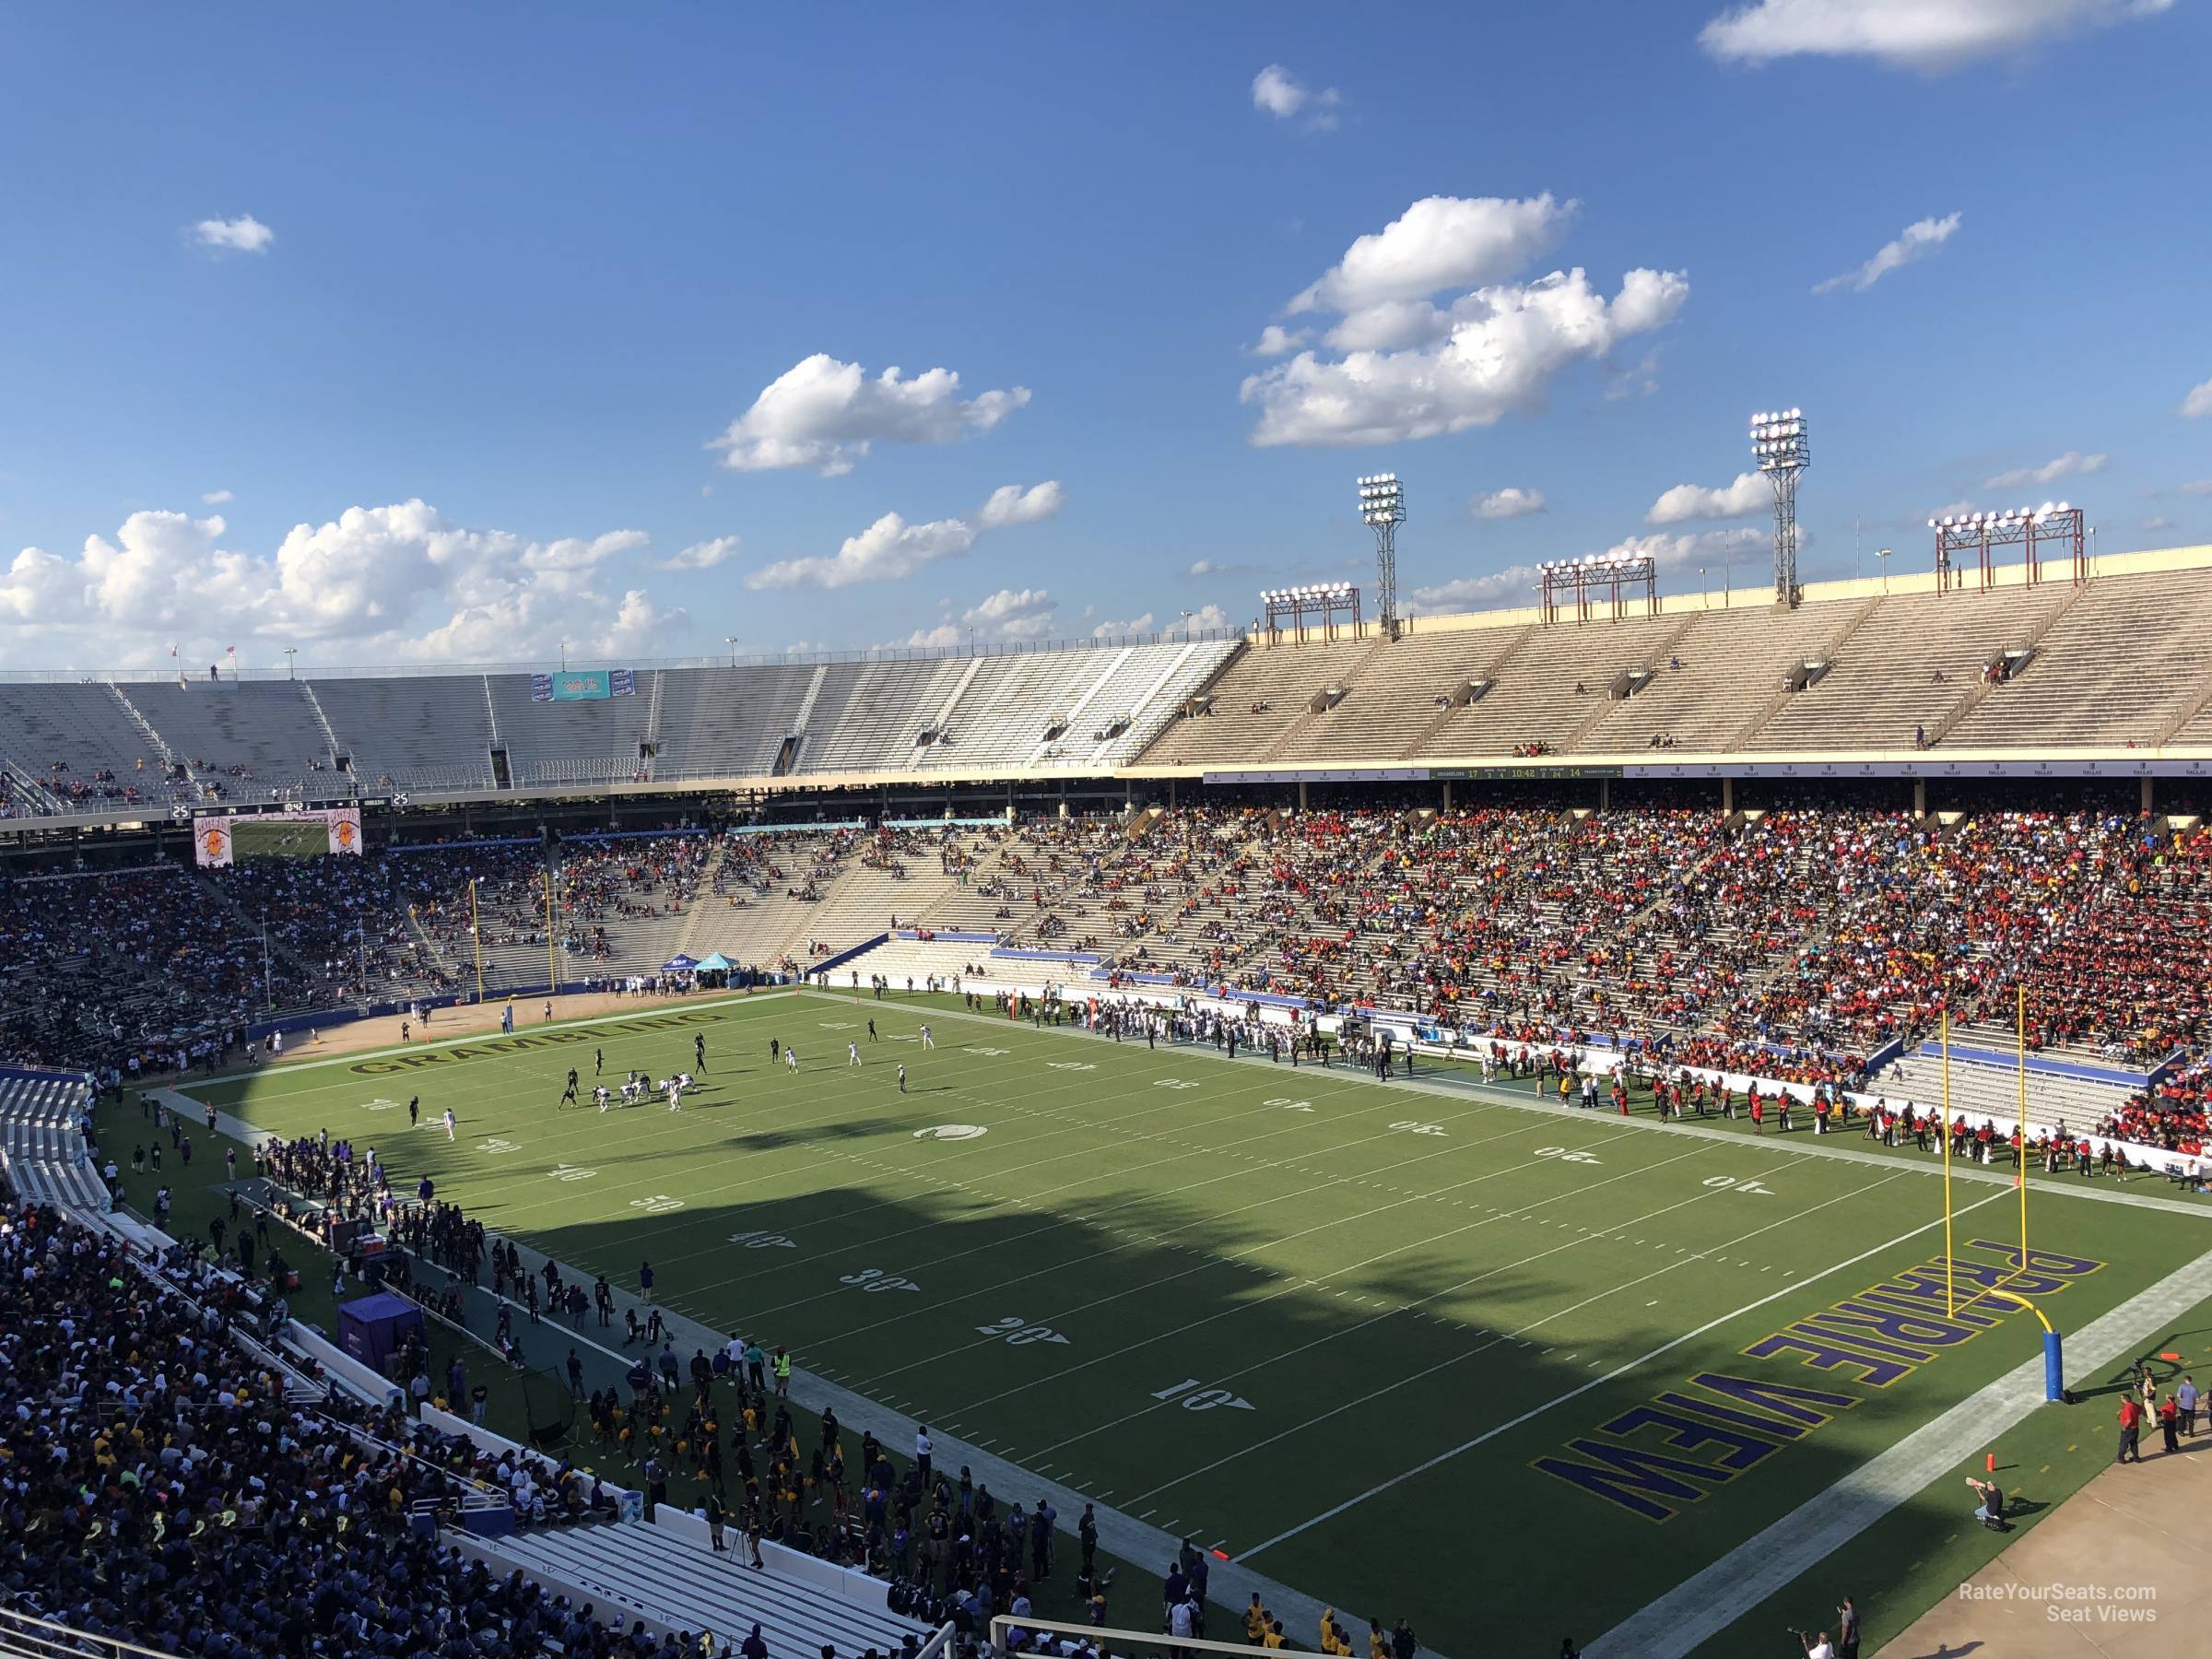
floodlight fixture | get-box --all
[1356,471,1406,635]
[1748,406,1809,606]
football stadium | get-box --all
[6,8,2211,1659]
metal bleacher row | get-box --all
[0,638,1241,817]
[0,1067,104,1212]
[482,1521,921,1658]
[1142,552,2212,768]
[5,555,2211,824]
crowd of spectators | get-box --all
[988,805,2212,1088]
[0,1179,727,1657]
[4,806,2209,1107]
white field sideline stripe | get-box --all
[1585,1241,2212,1656]
[1113,1163,1893,1505]
[1234,1188,2008,1562]
[477,1006,1517,1233]
[1385,1065,2212,1219]
[892,988,2212,1224]
[218,990,791,1080]
[410,1014,1547,1279]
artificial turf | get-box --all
[158,987,2212,1654]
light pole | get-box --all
[1876,547,1892,594]
[725,636,739,666]
[1358,474,1406,638]
[1178,608,1194,637]
[1749,409,1809,606]
[283,647,297,679]
[1698,566,1708,608]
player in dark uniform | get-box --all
[594,1047,604,1076]
[695,1032,707,1070]
[560,1067,580,1108]
[770,1037,780,1062]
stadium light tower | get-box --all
[1358,473,1406,638]
[1749,408,1809,607]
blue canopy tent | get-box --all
[663,953,699,973]
[338,1290,424,1376]
[695,952,733,972]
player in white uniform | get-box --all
[849,1042,862,1067]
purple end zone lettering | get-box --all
[1683,1372,1859,1428]
[1600,1406,1783,1472]
[1967,1241,2106,1277]
[1785,1320,1936,1364]
[1823,1301,1982,1348]
[1855,1285,2003,1328]
[1937,1259,2070,1296]
[1532,1440,1735,1523]
[1653,1391,1809,1441]
[1742,1330,1914,1387]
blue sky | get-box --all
[0,0,2206,670]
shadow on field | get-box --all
[287,1064,2157,1659]
[719,1115,914,1153]
[406,1170,1994,1655]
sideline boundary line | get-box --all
[1234,1190,2010,1562]
[1584,1242,2212,1657]
[818,991,2212,1220]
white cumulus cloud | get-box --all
[0,500,677,665]
[1983,451,2107,489]
[906,585,1063,649]
[1471,488,1547,520]
[1252,64,1342,126]
[201,488,233,505]
[1813,212,1961,294]
[746,481,1061,592]
[708,353,1030,476]
[191,215,275,254]
[649,535,741,572]
[1700,0,2171,72]
[1288,194,1576,317]
[2181,377,2212,418]
[975,480,1066,531]
[1243,265,1688,449]
[2144,515,2177,532]
[1091,611,1157,638]
[1247,196,1682,447]
[1646,471,1766,524]
[1411,527,1779,615]
[747,512,976,592]
[1251,324,1311,358]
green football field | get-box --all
[188,989,2212,1653]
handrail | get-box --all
[0,630,1245,684]
[0,1605,182,1659]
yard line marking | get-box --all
[1588,1241,2212,1657]
[944,1140,1727,1423]
[1234,1188,2006,1562]
[775,1107,1604,1358]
